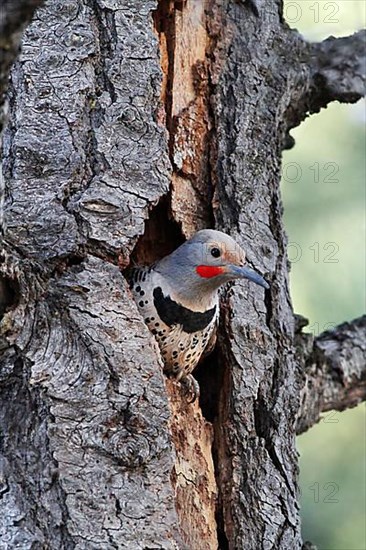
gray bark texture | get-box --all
[0,1,365,549]
[0,0,45,131]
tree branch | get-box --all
[307,30,366,113]
[296,315,366,434]
[285,30,366,133]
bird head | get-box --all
[155,230,269,308]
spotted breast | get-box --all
[129,265,218,400]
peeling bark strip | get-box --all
[153,3,220,547]
[0,0,365,549]
[153,0,215,236]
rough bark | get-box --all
[1,1,181,547]
[0,1,365,549]
[0,0,45,129]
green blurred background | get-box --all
[282,2,366,549]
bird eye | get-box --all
[210,247,221,258]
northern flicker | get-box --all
[129,230,269,401]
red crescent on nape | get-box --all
[196,265,225,278]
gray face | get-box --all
[155,230,268,304]
[172,230,245,270]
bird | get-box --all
[129,229,269,402]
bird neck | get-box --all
[172,284,218,312]
[153,262,219,313]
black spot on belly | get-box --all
[153,287,216,334]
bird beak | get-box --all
[228,265,269,289]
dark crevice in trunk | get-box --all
[91,2,118,104]
[211,316,234,549]
[264,284,274,330]
[129,196,184,268]
[49,252,86,278]
[215,505,230,550]
[0,274,20,318]
[195,346,220,422]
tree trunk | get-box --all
[0,1,365,549]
